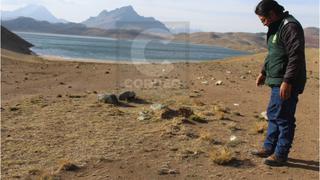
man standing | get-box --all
[252,0,307,166]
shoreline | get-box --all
[39,53,257,65]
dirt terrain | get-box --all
[1,48,319,179]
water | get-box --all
[16,31,248,62]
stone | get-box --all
[9,107,19,111]
[260,111,268,120]
[137,111,152,121]
[150,104,166,111]
[178,107,194,118]
[230,135,237,141]
[158,168,169,175]
[201,81,209,85]
[161,108,179,119]
[181,118,196,125]
[169,169,179,174]
[215,80,223,86]
[189,114,207,123]
[58,162,79,172]
[119,91,136,101]
[232,111,242,116]
[97,94,119,105]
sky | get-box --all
[1,0,319,32]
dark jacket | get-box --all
[261,12,306,93]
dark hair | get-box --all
[255,0,285,17]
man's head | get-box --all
[255,0,285,27]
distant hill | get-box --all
[1,4,67,23]
[174,27,319,53]
[173,32,267,53]
[304,27,319,48]
[82,6,169,33]
[1,26,33,54]
[2,17,166,40]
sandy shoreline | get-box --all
[41,53,254,65]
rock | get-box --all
[227,122,241,131]
[169,169,179,174]
[240,76,246,79]
[68,94,85,98]
[230,135,237,141]
[58,162,80,172]
[137,111,152,121]
[201,81,209,85]
[189,93,201,98]
[215,80,223,86]
[227,135,242,147]
[226,70,232,74]
[260,111,268,120]
[150,104,166,111]
[181,118,196,125]
[9,107,19,111]
[192,90,200,93]
[189,114,207,123]
[97,94,119,105]
[178,107,194,118]
[119,91,136,101]
[214,105,230,113]
[185,131,199,138]
[232,111,242,116]
[158,167,169,175]
[161,108,179,119]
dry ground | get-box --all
[1,49,319,179]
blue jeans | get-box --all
[263,87,299,159]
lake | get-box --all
[16,31,248,62]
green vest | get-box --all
[264,15,304,86]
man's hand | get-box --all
[280,82,292,100]
[256,73,266,87]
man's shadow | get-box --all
[286,158,319,171]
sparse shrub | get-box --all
[210,147,234,165]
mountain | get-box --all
[1,4,67,23]
[82,6,169,33]
[1,26,33,54]
[2,17,166,40]
[2,16,318,53]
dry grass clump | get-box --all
[199,131,214,142]
[189,114,207,123]
[57,160,80,172]
[209,147,234,165]
[254,121,268,134]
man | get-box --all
[252,0,307,166]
